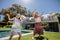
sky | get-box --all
[0,0,60,14]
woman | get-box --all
[6,13,23,40]
[32,12,44,39]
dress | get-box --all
[34,17,43,35]
[11,17,21,33]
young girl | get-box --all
[6,13,23,40]
[32,12,44,39]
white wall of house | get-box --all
[58,24,60,32]
[0,14,5,21]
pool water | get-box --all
[0,30,29,38]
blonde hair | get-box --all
[32,12,39,18]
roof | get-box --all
[41,14,58,22]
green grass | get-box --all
[12,32,60,40]
[44,32,60,40]
[0,28,11,30]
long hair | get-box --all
[33,12,39,18]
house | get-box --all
[41,14,59,32]
[24,13,60,32]
[0,14,5,21]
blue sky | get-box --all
[0,0,60,14]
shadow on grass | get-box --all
[35,36,48,40]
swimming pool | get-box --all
[0,30,30,38]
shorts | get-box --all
[11,28,21,33]
[11,24,21,33]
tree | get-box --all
[27,10,32,17]
[1,9,9,14]
[12,4,27,15]
[1,8,14,22]
[0,4,29,22]
[21,7,27,15]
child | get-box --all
[6,13,23,40]
[32,12,44,39]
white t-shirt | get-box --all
[35,17,41,22]
[12,17,21,28]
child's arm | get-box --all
[6,14,14,20]
[20,16,23,24]
[32,9,37,14]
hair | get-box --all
[16,13,22,21]
[14,13,20,17]
[33,12,39,18]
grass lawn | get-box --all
[0,28,11,30]
[12,32,60,40]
